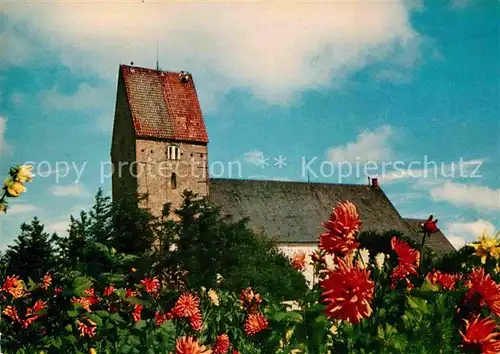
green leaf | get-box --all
[49,336,63,349]
[272,311,304,323]
[72,276,92,296]
[407,296,428,313]
[27,277,38,291]
[420,279,439,292]
[67,310,79,318]
[96,310,110,318]
[133,320,147,330]
[115,289,126,299]
[87,313,103,326]
[102,273,125,284]
[128,334,141,346]
[125,296,150,306]
[109,312,127,324]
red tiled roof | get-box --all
[120,64,208,143]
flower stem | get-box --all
[419,233,427,274]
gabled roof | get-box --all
[119,64,208,143]
[403,218,456,254]
[207,178,423,245]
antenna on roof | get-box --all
[156,40,160,71]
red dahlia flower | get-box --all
[132,304,143,322]
[319,201,361,256]
[212,334,230,354]
[54,287,63,297]
[83,288,100,305]
[390,237,420,288]
[240,287,262,313]
[77,317,97,338]
[140,277,161,295]
[103,285,115,297]
[175,336,212,354]
[1,275,28,299]
[244,312,268,336]
[172,293,201,318]
[71,297,92,312]
[155,311,172,326]
[465,268,500,316]
[460,314,500,354]
[426,269,459,290]
[2,305,21,323]
[320,259,375,324]
[291,252,306,271]
[189,309,203,331]
[40,273,52,290]
[422,215,439,234]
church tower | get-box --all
[110,64,209,218]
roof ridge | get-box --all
[208,177,375,188]
[120,63,184,75]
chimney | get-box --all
[371,178,379,187]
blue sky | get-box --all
[1,0,498,250]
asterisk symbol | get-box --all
[274,155,287,168]
[255,154,270,169]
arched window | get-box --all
[167,145,181,160]
[171,172,177,189]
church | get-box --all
[110,64,455,283]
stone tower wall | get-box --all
[135,139,209,218]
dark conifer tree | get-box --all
[4,217,56,281]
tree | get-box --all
[169,191,308,301]
[4,217,56,281]
[108,193,156,255]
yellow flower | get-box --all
[15,165,34,183]
[374,253,386,271]
[468,229,500,264]
[216,273,223,284]
[0,202,6,213]
[89,349,97,354]
[207,288,219,306]
[4,179,26,197]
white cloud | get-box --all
[38,83,111,111]
[374,70,411,84]
[45,220,70,236]
[377,158,486,185]
[444,219,498,249]
[327,125,393,162]
[0,116,7,152]
[49,183,89,197]
[386,192,425,204]
[95,114,113,133]
[9,92,25,107]
[430,181,500,211]
[446,219,497,236]
[6,203,39,215]
[446,235,467,250]
[0,26,36,67]
[6,1,424,104]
